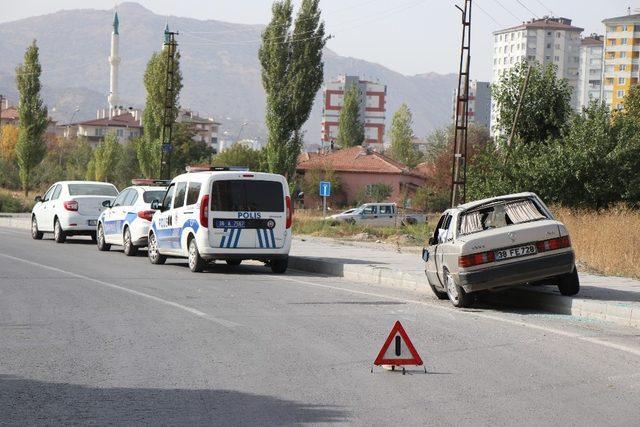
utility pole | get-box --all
[450,0,472,208]
[507,64,532,147]
[159,31,179,180]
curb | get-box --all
[0,216,30,230]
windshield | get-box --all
[143,190,166,203]
[211,180,284,212]
[68,183,118,196]
[459,198,548,235]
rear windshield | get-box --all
[68,183,118,196]
[459,199,548,235]
[211,180,284,212]
[143,190,166,203]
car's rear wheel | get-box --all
[558,267,580,296]
[31,216,43,240]
[123,227,138,256]
[96,224,110,251]
[53,218,66,243]
[148,232,166,265]
[188,237,205,273]
[226,259,242,266]
[270,257,288,274]
[445,269,473,308]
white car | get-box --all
[95,180,170,255]
[327,203,424,226]
[31,181,118,243]
[422,192,579,308]
[147,167,292,273]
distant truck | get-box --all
[326,203,425,227]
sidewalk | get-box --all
[289,236,640,329]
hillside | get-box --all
[0,2,457,143]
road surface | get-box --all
[1,226,639,425]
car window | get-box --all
[143,190,166,204]
[162,184,175,210]
[68,183,118,196]
[51,184,62,200]
[211,180,284,212]
[186,182,201,206]
[113,189,130,207]
[43,185,55,202]
[124,189,138,206]
[445,214,456,241]
[362,205,377,215]
[459,199,548,235]
[379,205,393,215]
[173,182,187,208]
[437,214,451,244]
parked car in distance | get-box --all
[31,181,119,243]
[147,166,292,273]
[96,180,170,255]
[326,202,425,226]
[422,192,579,308]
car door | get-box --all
[378,204,395,226]
[39,184,59,232]
[360,205,378,224]
[436,213,457,285]
[425,213,447,287]
[171,181,188,253]
[104,189,130,244]
[155,183,177,254]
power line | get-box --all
[513,0,538,18]
[475,1,503,27]
[532,0,552,15]
[490,0,524,22]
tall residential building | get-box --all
[491,17,583,132]
[452,80,491,129]
[602,13,640,110]
[321,75,386,148]
[577,34,604,110]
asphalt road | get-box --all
[1,227,640,426]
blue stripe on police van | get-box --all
[220,228,228,248]
[269,229,276,248]
[257,229,264,248]
[233,229,241,248]
[226,229,234,248]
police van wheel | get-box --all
[96,224,110,251]
[226,259,242,266]
[188,238,205,273]
[270,257,288,274]
[123,227,138,256]
[148,232,166,265]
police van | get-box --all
[147,167,292,273]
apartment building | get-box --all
[577,34,604,110]
[602,14,640,110]
[321,75,386,149]
[176,109,221,153]
[452,80,491,129]
[491,17,583,132]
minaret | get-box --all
[108,11,120,119]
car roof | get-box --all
[56,180,117,186]
[171,170,286,182]
[456,192,538,212]
[126,185,169,192]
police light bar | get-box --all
[131,179,172,186]
[185,165,250,172]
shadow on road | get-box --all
[0,374,348,424]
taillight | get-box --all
[459,250,495,268]
[285,195,292,229]
[63,200,78,211]
[199,194,209,228]
[536,236,571,253]
[137,210,155,222]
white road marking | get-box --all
[0,252,240,329]
[280,276,640,358]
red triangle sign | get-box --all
[374,321,423,366]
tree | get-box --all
[356,183,392,204]
[300,163,342,206]
[0,125,19,162]
[259,0,327,177]
[212,144,267,172]
[14,40,48,196]
[171,123,212,175]
[336,84,364,147]
[113,139,142,189]
[88,133,122,182]
[35,137,93,187]
[389,103,421,167]
[138,47,183,178]
[492,60,572,144]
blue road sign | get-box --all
[319,181,331,197]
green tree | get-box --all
[14,40,48,196]
[300,163,342,205]
[492,60,572,144]
[389,103,421,167]
[113,139,142,189]
[88,133,123,182]
[259,0,327,178]
[171,123,212,175]
[35,137,93,186]
[356,183,392,204]
[138,47,183,178]
[336,84,364,147]
[212,144,267,172]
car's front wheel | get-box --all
[558,267,580,296]
[445,269,473,308]
[188,237,205,273]
[123,227,138,256]
[31,216,43,240]
[96,224,110,251]
[53,219,66,243]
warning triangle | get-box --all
[374,321,423,366]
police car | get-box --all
[96,180,170,255]
[147,167,292,273]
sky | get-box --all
[0,0,635,80]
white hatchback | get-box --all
[31,181,118,243]
[96,181,169,255]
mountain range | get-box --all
[0,2,457,144]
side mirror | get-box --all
[34,196,42,202]
[102,200,112,208]
[421,248,430,262]
[428,237,436,246]
[150,200,160,210]
[296,191,304,200]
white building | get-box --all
[452,80,491,129]
[577,34,604,110]
[321,75,386,150]
[176,109,221,153]
[491,17,583,132]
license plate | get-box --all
[88,220,97,226]
[495,244,537,261]
[215,219,246,229]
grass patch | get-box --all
[0,188,35,213]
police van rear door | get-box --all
[208,176,286,249]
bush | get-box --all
[356,183,392,204]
